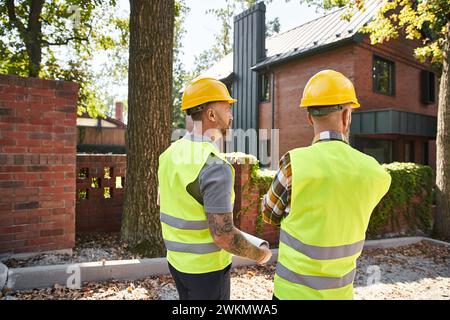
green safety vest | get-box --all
[158,137,234,274]
[274,141,391,299]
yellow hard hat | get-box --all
[300,70,360,108]
[181,76,237,111]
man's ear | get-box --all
[343,108,351,129]
[207,108,216,122]
[307,112,314,126]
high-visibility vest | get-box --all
[274,141,391,299]
[158,137,234,274]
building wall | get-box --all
[259,44,357,159]
[353,38,437,167]
[0,75,78,254]
[259,37,437,166]
[354,38,437,115]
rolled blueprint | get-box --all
[241,231,269,248]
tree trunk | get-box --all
[26,35,42,77]
[121,0,174,257]
[434,22,450,240]
[26,0,44,77]
[5,0,44,77]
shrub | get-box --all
[367,162,434,237]
[248,161,434,238]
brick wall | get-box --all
[0,74,78,254]
[76,154,126,233]
[354,38,437,115]
[233,161,434,245]
[232,163,280,246]
[73,153,281,245]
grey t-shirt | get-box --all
[184,134,233,214]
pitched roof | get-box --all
[77,112,126,128]
[203,0,382,78]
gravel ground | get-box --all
[1,235,449,300]
[2,233,142,268]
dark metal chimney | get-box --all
[232,2,266,153]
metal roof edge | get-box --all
[353,107,437,119]
[251,36,358,71]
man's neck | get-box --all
[312,130,349,144]
[192,125,221,142]
[313,126,344,135]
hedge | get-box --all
[248,161,434,237]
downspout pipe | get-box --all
[271,69,275,131]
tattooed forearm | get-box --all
[228,231,262,261]
[207,212,262,261]
[207,212,233,237]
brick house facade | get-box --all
[258,39,437,166]
[201,1,437,168]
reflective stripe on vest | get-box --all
[280,229,365,260]
[164,239,221,254]
[276,262,356,290]
[273,141,392,299]
[160,212,208,230]
[158,137,234,273]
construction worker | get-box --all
[158,76,272,300]
[261,70,392,300]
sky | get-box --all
[116,0,325,71]
[107,0,326,103]
[181,0,325,71]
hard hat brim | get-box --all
[182,98,237,111]
[300,97,360,109]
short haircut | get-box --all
[307,105,344,117]
[187,103,209,121]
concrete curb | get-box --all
[363,236,426,249]
[5,237,449,292]
[6,250,280,291]
[6,257,169,291]
[364,236,450,249]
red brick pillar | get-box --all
[233,163,260,235]
[0,75,78,254]
[232,157,280,246]
[115,101,124,123]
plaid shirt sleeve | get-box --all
[261,152,291,227]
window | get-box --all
[260,73,270,102]
[373,55,395,96]
[354,137,393,164]
[404,141,415,162]
[421,70,435,104]
[423,142,429,165]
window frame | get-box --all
[372,55,396,96]
[421,70,436,104]
[259,72,271,103]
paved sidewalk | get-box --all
[2,240,449,300]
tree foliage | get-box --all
[297,0,448,65]
[0,0,128,117]
[356,0,450,65]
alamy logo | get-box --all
[66,264,81,289]
[67,5,81,30]
[366,265,381,286]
